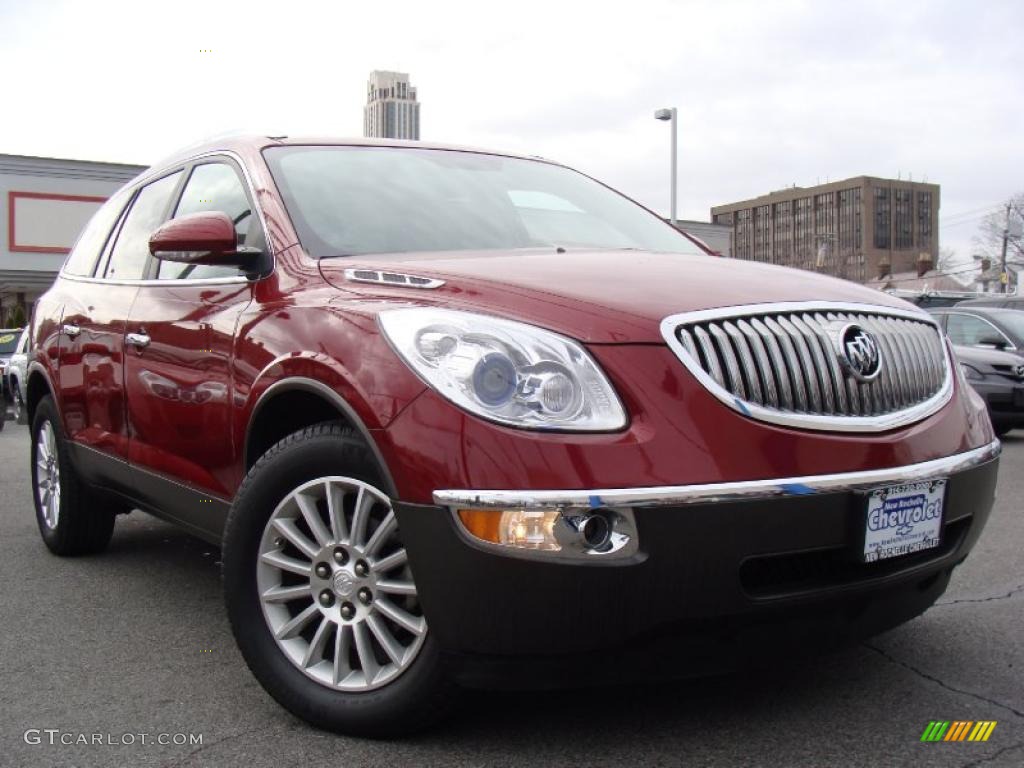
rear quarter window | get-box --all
[61,186,133,277]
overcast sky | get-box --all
[2,0,1021,263]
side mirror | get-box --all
[977,335,1009,350]
[149,211,259,266]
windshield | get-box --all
[0,331,21,354]
[263,146,705,258]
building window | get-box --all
[853,188,862,250]
[874,188,891,249]
[773,200,791,264]
[918,191,932,249]
[734,208,752,260]
[814,192,835,272]
[793,197,812,268]
[894,189,913,249]
[753,204,770,261]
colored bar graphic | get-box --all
[922,720,996,742]
[921,721,950,741]
[945,721,970,741]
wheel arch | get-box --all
[243,377,398,498]
[26,363,57,428]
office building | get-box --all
[364,71,420,140]
[711,176,940,283]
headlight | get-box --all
[379,308,627,430]
[959,362,984,381]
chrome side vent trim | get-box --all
[662,301,954,433]
[344,269,445,289]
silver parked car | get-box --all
[5,328,28,424]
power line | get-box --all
[940,202,1006,223]
[939,214,995,230]
[881,265,981,284]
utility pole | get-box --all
[1001,203,1011,293]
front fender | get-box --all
[232,302,427,488]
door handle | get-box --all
[62,323,81,338]
[126,332,151,349]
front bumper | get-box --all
[393,443,1000,687]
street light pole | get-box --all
[654,107,677,226]
[1000,203,1011,294]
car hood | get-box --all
[952,343,1024,371]
[319,248,921,343]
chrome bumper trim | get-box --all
[433,440,1001,510]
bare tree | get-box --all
[937,246,959,274]
[973,193,1024,266]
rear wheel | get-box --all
[31,396,116,555]
[222,422,454,736]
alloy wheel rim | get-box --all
[257,476,426,692]
[35,421,61,529]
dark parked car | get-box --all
[929,307,1024,358]
[956,295,1024,310]
[949,345,1024,436]
[27,136,1000,736]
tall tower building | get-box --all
[364,71,420,140]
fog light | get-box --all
[458,509,561,551]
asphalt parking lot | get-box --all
[0,423,1021,768]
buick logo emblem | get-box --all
[838,324,882,381]
[332,570,356,598]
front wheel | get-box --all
[222,422,454,737]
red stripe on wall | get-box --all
[7,190,108,254]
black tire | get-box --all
[31,396,116,555]
[222,421,455,737]
[994,424,1013,438]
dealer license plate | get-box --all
[863,480,946,563]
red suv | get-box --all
[28,137,1000,736]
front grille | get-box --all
[663,303,952,431]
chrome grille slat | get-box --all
[859,316,896,410]
[807,313,849,414]
[763,317,808,411]
[692,326,726,388]
[750,318,793,410]
[708,323,746,399]
[664,302,951,432]
[793,315,838,414]
[882,317,914,406]
[737,319,778,408]
[723,321,763,405]
[776,316,823,413]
